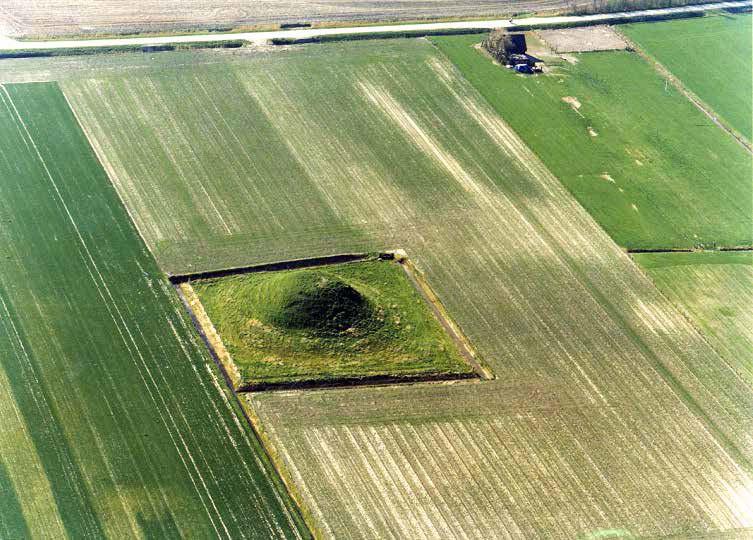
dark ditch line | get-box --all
[627,247,753,254]
[627,248,693,254]
[168,252,374,284]
[718,247,753,252]
[238,370,478,392]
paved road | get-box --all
[0,0,749,50]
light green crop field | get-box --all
[191,259,474,388]
[44,39,753,537]
[0,82,307,538]
[634,251,753,387]
[623,12,753,140]
[432,33,752,250]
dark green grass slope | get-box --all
[0,82,307,538]
[623,13,753,140]
[432,35,752,250]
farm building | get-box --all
[483,30,542,73]
[483,30,527,63]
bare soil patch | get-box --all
[1,0,582,39]
[537,25,628,53]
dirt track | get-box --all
[0,0,582,38]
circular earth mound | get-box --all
[256,270,377,336]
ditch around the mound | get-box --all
[178,253,489,391]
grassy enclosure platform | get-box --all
[189,258,477,389]
[432,31,752,250]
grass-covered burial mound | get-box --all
[254,271,378,336]
[191,258,475,389]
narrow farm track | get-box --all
[53,38,753,537]
[0,83,308,538]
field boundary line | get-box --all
[617,28,753,153]
[0,83,232,537]
[58,87,164,267]
[627,247,753,253]
[576,249,753,477]
[239,398,326,540]
[629,253,753,396]
[169,252,372,282]
[397,256,494,381]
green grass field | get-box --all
[5,38,753,537]
[0,82,307,538]
[50,39,753,537]
[623,12,753,140]
[432,33,752,250]
[634,251,753,387]
[192,259,474,388]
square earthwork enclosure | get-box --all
[178,254,487,391]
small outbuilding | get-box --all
[482,30,527,64]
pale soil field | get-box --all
[537,25,628,52]
[634,252,753,389]
[23,39,753,537]
[0,0,579,38]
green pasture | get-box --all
[623,12,753,140]
[0,82,307,539]
[432,33,752,250]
